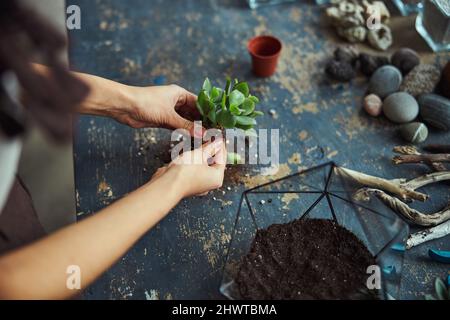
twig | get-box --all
[335,167,428,202]
[364,188,450,226]
[393,146,447,172]
[393,154,450,165]
[406,220,450,249]
[336,167,450,226]
[403,171,450,190]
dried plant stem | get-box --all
[393,146,447,172]
[336,167,450,226]
[365,188,450,226]
[393,154,450,165]
[406,220,450,249]
[335,167,427,202]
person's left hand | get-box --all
[112,84,204,138]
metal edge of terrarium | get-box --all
[219,192,245,300]
[245,161,335,193]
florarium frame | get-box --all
[220,162,410,300]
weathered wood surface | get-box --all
[69,0,450,300]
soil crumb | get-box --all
[235,219,377,300]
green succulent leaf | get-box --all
[435,278,448,300]
[250,110,264,117]
[235,115,257,127]
[241,98,255,115]
[245,128,258,137]
[210,87,222,102]
[225,77,232,95]
[229,90,245,108]
[248,95,260,104]
[234,82,250,97]
[217,110,236,129]
[424,294,437,300]
[202,78,212,94]
[227,152,243,165]
[196,90,209,116]
[229,103,242,116]
[208,108,217,126]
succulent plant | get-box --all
[196,77,263,134]
[424,277,450,300]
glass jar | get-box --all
[221,163,409,300]
[392,0,423,16]
[416,0,450,52]
[247,0,296,9]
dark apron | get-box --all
[0,177,46,254]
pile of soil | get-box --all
[235,218,377,300]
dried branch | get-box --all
[406,220,450,249]
[336,167,450,226]
[393,146,447,172]
[364,188,450,226]
[393,154,450,165]
[403,171,450,190]
[335,167,427,202]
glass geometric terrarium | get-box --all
[392,0,423,16]
[220,162,409,300]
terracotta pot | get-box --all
[247,35,282,78]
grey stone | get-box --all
[391,48,420,75]
[369,65,402,98]
[383,92,419,123]
[399,122,428,144]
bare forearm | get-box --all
[31,63,135,117]
[71,70,135,117]
[0,171,183,299]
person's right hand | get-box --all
[150,138,227,198]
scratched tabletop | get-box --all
[69,0,449,299]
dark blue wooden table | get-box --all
[69,0,449,299]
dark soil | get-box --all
[235,218,377,300]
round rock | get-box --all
[325,59,355,82]
[334,46,359,65]
[399,122,428,144]
[359,53,389,77]
[369,65,402,98]
[363,94,383,117]
[383,92,419,123]
[391,48,420,75]
[399,64,441,97]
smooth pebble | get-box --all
[399,122,428,144]
[363,94,383,117]
[391,48,420,75]
[369,65,402,99]
[383,92,419,123]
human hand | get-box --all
[150,138,227,198]
[115,84,203,137]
